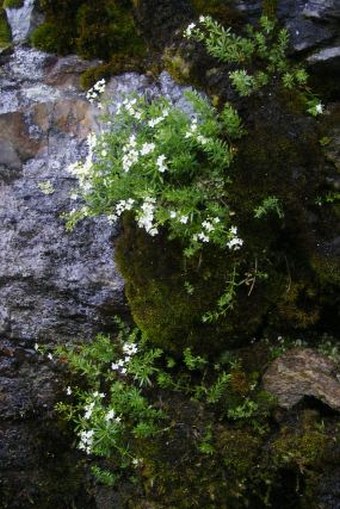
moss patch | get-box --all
[3,0,24,8]
[31,0,146,76]
[0,8,11,47]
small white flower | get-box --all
[179,215,189,224]
[198,232,209,242]
[101,149,108,157]
[84,401,95,420]
[315,103,323,114]
[199,15,206,23]
[107,214,118,225]
[202,220,214,232]
[156,154,168,173]
[184,22,196,38]
[105,409,116,422]
[169,211,177,219]
[47,353,53,360]
[66,386,72,396]
[140,142,155,156]
[34,343,39,351]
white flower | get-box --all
[184,22,196,38]
[107,213,118,225]
[315,103,323,114]
[227,236,243,250]
[123,342,138,356]
[105,409,116,422]
[202,220,214,232]
[148,116,163,128]
[140,142,155,156]
[78,429,94,454]
[197,134,208,145]
[156,154,168,173]
[66,386,72,396]
[47,353,53,360]
[93,391,105,398]
[137,196,158,235]
[101,149,108,157]
[169,210,177,219]
[179,215,189,224]
[84,401,95,420]
[198,232,209,242]
[34,343,39,351]
[199,15,207,23]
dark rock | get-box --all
[263,348,340,411]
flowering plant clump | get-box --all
[183,15,323,109]
[67,88,245,257]
[54,318,271,488]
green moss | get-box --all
[191,0,243,25]
[3,0,23,8]
[271,422,328,470]
[218,427,262,477]
[261,0,278,19]
[75,1,144,61]
[80,54,145,90]
[0,8,11,47]
[162,47,193,85]
[31,0,146,68]
[30,22,66,53]
[115,215,272,356]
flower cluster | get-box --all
[79,429,94,454]
[86,79,106,105]
[66,89,245,257]
[117,97,142,120]
[111,341,138,375]
[68,133,97,194]
[226,226,243,250]
[137,197,158,236]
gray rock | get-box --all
[263,348,340,411]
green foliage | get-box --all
[0,9,11,47]
[184,15,310,98]
[54,318,277,487]
[30,21,71,54]
[31,0,145,64]
[67,90,244,261]
[254,196,284,219]
[3,0,23,7]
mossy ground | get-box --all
[0,6,11,47]
[3,0,24,8]
[31,0,147,84]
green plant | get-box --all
[254,196,284,219]
[184,15,312,99]
[0,9,11,47]
[67,89,245,261]
[53,318,275,487]
[3,0,23,8]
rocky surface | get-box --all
[0,45,125,507]
[263,348,340,411]
[0,0,339,507]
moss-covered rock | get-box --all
[3,0,24,8]
[31,0,146,76]
[115,214,275,357]
[0,7,11,47]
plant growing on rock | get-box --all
[184,14,323,115]
[67,88,245,259]
[54,318,275,493]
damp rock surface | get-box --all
[263,348,340,411]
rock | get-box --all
[307,46,340,66]
[263,348,340,411]
[303,0,340,20]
